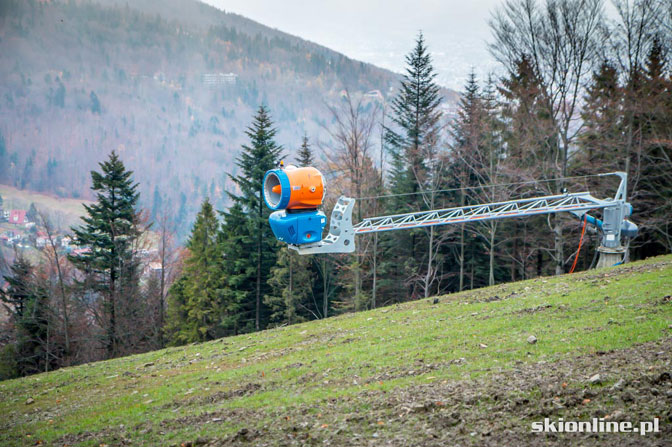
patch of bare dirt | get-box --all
[52,337,672,447]
[200,337,672,447]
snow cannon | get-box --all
[263,165,327,245]
[263,165,325,210]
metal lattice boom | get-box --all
[353,192,612,234]
[291,172,631,255]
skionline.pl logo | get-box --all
[531,417,660,436]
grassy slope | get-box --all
[1,256,671,446]
[0,185,91,229]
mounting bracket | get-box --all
[289,196,356,254]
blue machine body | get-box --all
[576,211,638,239]
[269,209,327,245]
[583,214,603,230]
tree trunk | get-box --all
[522,223,528,280]
[42,215,70,355]
[322,258,328,318]
[469,243,474,290]
[288,252,293,324]
[60,278,70,355]
[45,319,50,373]
[624,100,634,175]
[372,233,378,309]
[109,265,116,357]
[256,186,265,331]
[459,223,465,291]
[556,138,569,276]
[511,223,518,282]
[354,262,360,309]
[554,217,564,275]
[256,228,262,331]
[424,225,434,298]
[489,224,496,286]
[109,189,117,357]
[459,186,466,291]
[158,225,166,348]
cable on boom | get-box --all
[354,173,606,201]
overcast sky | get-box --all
[202,0,505,90]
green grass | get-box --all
[1,255,671,446]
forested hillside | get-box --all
[0,0,445,238]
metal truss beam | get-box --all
[291,172,630,255]
[353,192,612,234]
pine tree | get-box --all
[481,76,510,284]
[0,256,52,376]
[90,90,101,114]
[498,56,557,278]
[176,191,188,240]
[296,135,314,166]
[383,32,444,300]
[183,199,221,340]
[69,151,141,357]
[451,71,483,156]
[574,56,624,275]
[21,153,34,189]
[498,55,556,168]
[572,59,626,217]
[26,203,38,223]
[165,199,223,344]
[16,282,51,375]
[451,70,482,290]
[151,186,163,222]
[218,203,254,334]
[632,37,672,256]
[448,72,491,289]
[0,130,6,181]
[52,79,65,108]
[266,246,316,325]
[228,105,283,331]
[385,31,443,205]
[163,275,189,346]
[578,61,622,171]
[1,256,34,319]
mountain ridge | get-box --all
[0,0,457,238]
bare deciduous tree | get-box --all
[37,211,71,356]
[154,211,180,347]
[320,91,381,310]
[490,0,604,274]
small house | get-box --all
[364,90,384,102]
[9,210,26,225]
[145,261,163,278]
[71,247,91,257]
[61,236,72,248]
